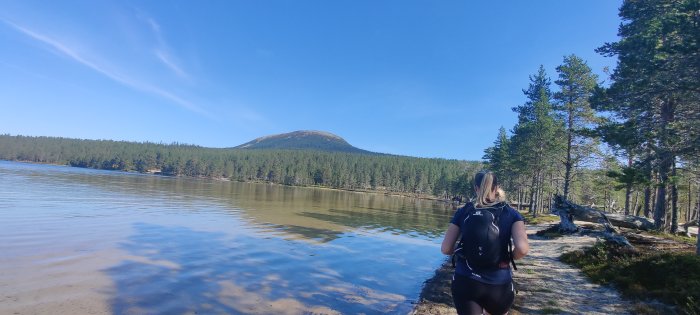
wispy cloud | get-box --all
[145,17,189,80]
[155,50,187,78]
[1,19,210,117]
[146,17,160,34]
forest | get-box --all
[482,0,699,233]
[0,134,482,198]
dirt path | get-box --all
[411,225,634,315]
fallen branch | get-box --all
[552,195,633,248]
[603,213,655,231]
[682,220,699,237]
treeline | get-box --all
[0,135,482,197]
[483,0,700,232]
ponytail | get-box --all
[474,170,506,207]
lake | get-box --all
[0,161,455,314]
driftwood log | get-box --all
[682,220,699,237]
[551,195,634,248]
[601,213,655,231]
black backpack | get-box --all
[452,203,517,271]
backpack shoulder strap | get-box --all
[509,241,518,271]
[451,203,474,268]
[460,202,476,225]
[485,203,517,270]
[464,202,476,212]
[502,205,518,270]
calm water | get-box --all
[0,161,455,314]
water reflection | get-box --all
[227,184,455,242]
[0,161,456,314]
[7,162,455,242]
[265,223,342,242]
[105,223,432,314]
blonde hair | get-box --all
[474,170,506,208]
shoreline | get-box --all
[411,225,682,315]
[410,258,456,315]
[2,159,460,204]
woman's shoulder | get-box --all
[457,202,475,212]
[504,203,524,221]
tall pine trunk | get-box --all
[563,112,573,199]
[687,178,692,223]
[624,155,633,215]
[604,190,608,211]
[517,188,522,212]
[654,98,675,231]
[540,173,547,213]
[671,182,678,233]
[537,182,544,214]
[696,183,700,221]
[644,186,652,218]
[624,184,632,215]
[529,174,537,217]
[671,161,678,233]
[655,177,668,230]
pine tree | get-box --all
[483,127,512,191]
[554,54,599,200]
[510,66,566,216]
[595,0,700,230]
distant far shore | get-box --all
[2,160,463,204]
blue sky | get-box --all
[0,1,621,160]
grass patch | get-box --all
[646,231,698,247]
[521,212,561,225]
[632,301,679,315]
[561,241,700,314]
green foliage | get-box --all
[593,0,700,230]
[481,1,700,226]
[606,167,650,191]
[554,54,599,199]
[575,155,625,210]
[540,307,564,314]
[508,66,566,213]
[646,231,699,247]
[483,127,513,191]
[0,134,482,197]
[561,241,700,314]
[521,212,560,225]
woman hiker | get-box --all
[441,170,529,315]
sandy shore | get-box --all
[410,224,635,315]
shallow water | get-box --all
[0,161,455,314]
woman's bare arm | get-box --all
[511,221,529,259]
[441,223,460,255]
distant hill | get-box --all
[234,130,371,153]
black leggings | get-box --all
[451,273,515,315]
